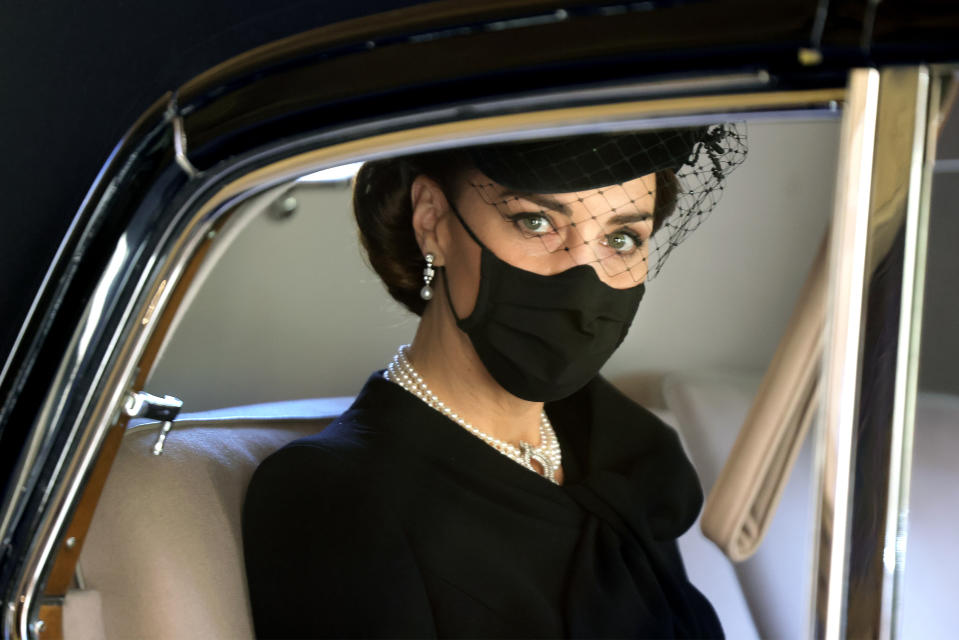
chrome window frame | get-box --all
[813,66,947,640]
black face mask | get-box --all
[442,209,645,402]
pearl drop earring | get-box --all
[420,253,436,301]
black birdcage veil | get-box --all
[462,123,747,283]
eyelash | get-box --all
[604,229,644,255]
[505,212,556,237]
[505,212,646,254]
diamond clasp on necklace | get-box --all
[520,441,556,482]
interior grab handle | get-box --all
[124,391,184,455]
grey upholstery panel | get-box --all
[664,372,959,640]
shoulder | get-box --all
[589,376,691,468]
[245,409,395,510]
[589,375,666,421]
[242,408,406,597]
[575,375,682,448]
[242,411,436,638]
[578,376,704,537]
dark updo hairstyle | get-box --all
[353,150,679,316]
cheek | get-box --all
[443,232,483,318]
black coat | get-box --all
[242,373,722,638]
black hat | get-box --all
[469,128,704,193]
[463,122,747,281]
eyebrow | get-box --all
[499,189,654,226]
[499,190,573,216]
[607,212,653,226]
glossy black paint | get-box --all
[179,0,827,170]
[0,98,188,596]
[176,0,959,173]
[1,0,958,630]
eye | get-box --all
[604,230,641,253]
[510,213,554,236]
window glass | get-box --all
[898,94,959,639]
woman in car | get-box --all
[243,126,746,638]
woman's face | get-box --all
[439,169,656,318]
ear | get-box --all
[410,175,451,266]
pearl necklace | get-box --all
[384,345,562,483]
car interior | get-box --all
[43,96,958,640]
[1,4,956,625]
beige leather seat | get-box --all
[69,397,353,640]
